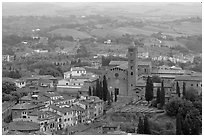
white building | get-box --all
[64,67,86,79]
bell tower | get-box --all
[127,41,138,96]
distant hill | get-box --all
[49,28,92,40]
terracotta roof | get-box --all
[12,102,40,110]
[9,121,40,131]
[110,60,151,70]
[175,75,202,81]
[49,104,74,113]
[20,95,32,101]
[2,101,16,112]
[152,69,185,74]
[72,105,85,112]
[71,67,86,71]
[2,77,16,83]
[109,61,127,66]
[67,123,88,133]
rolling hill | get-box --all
[49,28,92,39]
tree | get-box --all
[156,87,160,104]
[110,91,114,102]
[39,67,63,77]
[182,82,186,98]
[193,100,202,115]
[137,116,144,134]
[92,87,96,96]
[103,75,108,102]
[176,113,182,135]
[2,81,17,94]
[160,81,165,108]
[176,82,181,97]
[144,115,151,134]
[114,91,118,102]
[88,86,92,96]
[182,117,190,135]
[185,87,198,102]
[145,76,154,103]
[152,75,161,83]
[95,79,100,97]
[165,97,183,117]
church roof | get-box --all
[110,60,151,70]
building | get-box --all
[8,121,40,133]
[11,102,45,121]
[174,75,202,96]
[64,67,87,79]
[106,41,152,101]
[2,55,15,62]
[27,110,61,133]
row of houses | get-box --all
[3,89,104,135]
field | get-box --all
[49,28,92,39]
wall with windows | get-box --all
[174,80,202,96]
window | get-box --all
[66,83,68,85]
[23,116,26,118]
[131,84,133,87]
[131,72,133,75]
[191,84,193,86]
[131,66,133,70]
[77,71,79,73]
[197,84,199,87]
[115,73,119,77]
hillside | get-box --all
[49,28,92,39]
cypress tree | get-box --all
[176,113,182,135]
[145,76,154,103]
[160,81,165,108]
[144,115,151,134]
[137,116,144,134]
[183,82,186,98]
[110,91,113,102]
[182,116,190,135]
[156,87,160,104]
[103,75,108,102]
[99,81,103,99]
[176,82,180,97]
[95,79,100,97]
[92,87,96,96]
[115,91,117,102]
[88,86,92,96]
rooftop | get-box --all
[71,67,86,71]
[175,75,202,81]
[109,60,151,70]
[49,104,74,113]
[12,102,43,110]
[9,121,40,131]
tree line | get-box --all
[88,75,112,105]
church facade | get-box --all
[106,42,152,101]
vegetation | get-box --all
[145,76,153,103]
[137,115,151,134]
[160,81,165,108]
[165,95,202,135]
[156,87,161,104]
[176,82,180,97]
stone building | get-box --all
[106,41,152,102]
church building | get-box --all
[106,41,152,101]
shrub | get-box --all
[165,97,183,117]
[151,99,157,108]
